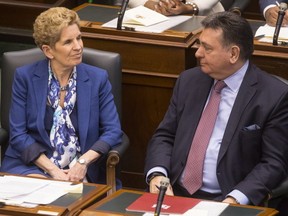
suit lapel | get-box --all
[33,60,50,144]
[218,65,258,163]
[76,65,91,151]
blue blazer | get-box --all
[145,63,288,205]
[1,59,123,185]
[259,0,286,13]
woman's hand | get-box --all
[67,161,88,182]
[154,0,190,16]
[49,168,70,181]
[33,153,69,181]
[67,150,101,182]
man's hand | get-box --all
[149,176,174,195]
[222,196,239,204]
[265,6,288,26]
[144,0,159,11]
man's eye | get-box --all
[194,39,200,48]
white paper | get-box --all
[0,175,50,199]
[0,175,81,205]
[142,201,228,216]
[143,209,208,215]
[255,24,288,43]
[123,6,169,26]
[192,201,229,216]
[20,181,72,204]
[102,15,191,33]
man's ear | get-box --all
[42,45,53,59]
[230,45,240,64]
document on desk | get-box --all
[122,5,169,26]
[142,200,229,216]
[102,6,192,33]
[0,175,82,206]
[255,24,288,43]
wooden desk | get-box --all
[79,189,278,216]
[74,4,288,190]
[249,20,288,80]
[0,174,111,216]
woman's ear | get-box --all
[42,45,53,59]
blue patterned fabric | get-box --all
[47,63,80,168]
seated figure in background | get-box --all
[259,0,288,26]
[128,0,224,16]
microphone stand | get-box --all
[154,178,170,216]
[272,2,287,45]
[117,0,130,30]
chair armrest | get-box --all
[271,178,288,199]
[229,0,250,15]
[0,128,9,160]
[111,132,130,157]
[106,132,129,194]
[0,128,8,147]
[229,7,242,15]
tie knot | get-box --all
[214,80,226,93]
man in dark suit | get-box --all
[144,11,288,207]
[259,0,288,26]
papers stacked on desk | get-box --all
[102,5,192,33]
[255,24,288,43]
[0,175,82,207]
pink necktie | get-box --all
[182,80,226,194]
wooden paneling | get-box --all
[243,0,263,20]
[0,0,78,43]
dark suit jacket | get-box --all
[259,0,286,13]
[1,59,122,184]
[145,63,288,205]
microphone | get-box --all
[154,177,170,216]
[273,2,287,45]
[117,0,130,30]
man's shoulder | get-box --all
[180,66,205,78]
[249,63,288,92]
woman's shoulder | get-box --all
[16,59,48,77]
[77,63,107,75]
[77,63,109,82]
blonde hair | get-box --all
[33,7,80,48]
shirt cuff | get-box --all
[186,0,217,13]
[227,190,250,205]
[263,5,277,18]
[146,167,168,183]
[128,0,149,8]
